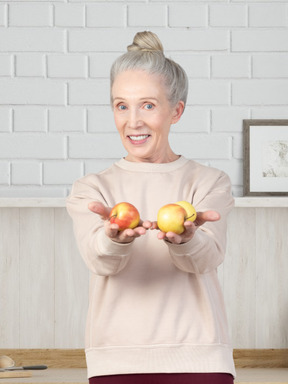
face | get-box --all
[111,70,184,163]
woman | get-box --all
[67,31,236,384]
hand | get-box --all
[88,202,152,244]
[156,210,220,245]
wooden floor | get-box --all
[0,369,288,384]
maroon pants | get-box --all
[89,373,234,384]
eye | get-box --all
[117,104,127,111]
[144,103,154,110]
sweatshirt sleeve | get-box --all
[167,171,234,274]
[66,177,134,276]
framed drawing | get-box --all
[243,120,288,196]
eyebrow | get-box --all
[112,97,159,102]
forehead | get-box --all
[112,70,167,99]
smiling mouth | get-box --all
[128,135,150,143]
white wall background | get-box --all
[1,0,288,198]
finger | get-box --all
[141,220,153,229]
[116,227,146,243]
[195,210,220,226]
[149,221,159,230]
[157,231,181,244]
[106,223,120,238]
[120,227,144,238]
[111,224,146,237]
[121,228,135,237]
[88,202,111,220]
[166,232,183,244]
[134,226,146,236]
[157,231,166,240]
[184,220,194,230]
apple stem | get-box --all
[186,213,196,220]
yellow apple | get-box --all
[175,201,197,222]
[109,202,140,231]
[157,203,187,234]
[157,201,197,234]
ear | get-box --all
[171,101,185,124]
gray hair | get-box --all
[110,31,188,108]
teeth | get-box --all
[129,135,149,141]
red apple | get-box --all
[157,201,197,234]
[109,202,140,231]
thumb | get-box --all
[88,202,111,220]
[194,210,220,226]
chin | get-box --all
[125,148,151,161]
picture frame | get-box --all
[243,119,288,196]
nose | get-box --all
[127,109,143,129]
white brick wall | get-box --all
[0,162,9,185]
[210,4,247,27]
[0,79,66,105]
[0,28,65,51]
[0,135,66,159]
[0,0,287,197]
[9,3,53,27]
[55,4,85,27]
[49,108,86,132]
[14,108,47,132]
[168,5,207,28]
[47,55,88,78]
[0,4,6,27]
[248,4,287,27]
[87,4,126,27]
[0,54,12,76]
[11,162,42,185]
[128,5,166,27]
[0,108,11,132]
[16,54,46,77]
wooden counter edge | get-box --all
[0,349,287,369]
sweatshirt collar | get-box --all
[115,156,189,173]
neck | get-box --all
[125,151,179,164]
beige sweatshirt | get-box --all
[66,156,236,378]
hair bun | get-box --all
[127,31,164,52]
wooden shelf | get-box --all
[0,198,66,208]
[1,197,288,208]
[234,197,288,208]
